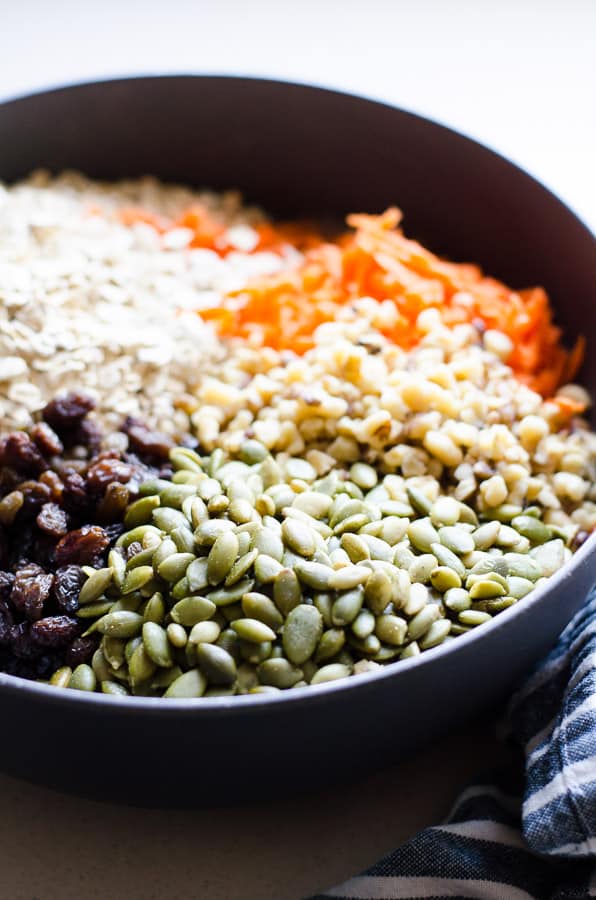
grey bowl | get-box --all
[0,75,594,806]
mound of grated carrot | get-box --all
[118,204,585,403]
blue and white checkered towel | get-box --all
[315,590,596,900]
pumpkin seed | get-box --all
[196,643,237,685]
[121,565,154,595]
[206,531,239,585]
[257,657,303,689]
[143,591,165,624]
[473,521,501,549]
[241,592,284,631]
[511,515,551,544]
[407,486,433,515]
[407,604,440,640]
[129,644,157,685]
[315,628,346,663]
[231,618,277,644]
[171,596,216,626]
[166,623,188,648]
[503,553,542,580]
[78,567,113,605]
[418,618,451,649]
[530,539,564,577]
[281,518,316,557]
[430,497,460,526]
[364,568,393,615]
[254,554,284,582]
[430,542,466,578]
[97,611,144,638]
[124,495,161,529]
[408,554,438,584]
[328,565,371,590]
[49,666,72,688]
[399,642,421,659]
[69,664,97,692]
[458,609,492,626]
[76,599,115,619]
[164,668,207,698]
[310,663,351,684]
[332,588,364,627]
[469,579,507,599]
[507,576,535,599]
[408,518,440,552]
[430,566,462,592]
[142,622,173,667]
[225,548,258,586]
[189,620,221,645]
[283,604,323,664]
[375,614,408,646]
[207,578,255,606]
[157,552,195,583]
[443,587,471,612]
[101,681,129,696]
[351,609,376,640]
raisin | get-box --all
[9,622,37,659]
[39,470,64,502]
[11,564,54,621]
[18,480,52,518]
[86,456,135,493]
[95,482,130,522]
[104,522,125,544]
[65,635,98,667]
[0,600,14,648]
[60,471,90,517]
[0,433,47,476]
[52,565,85,615]
[42,391,96,430]
[123,418,174,461]
[30,615,80,649]
[30,422,64,457]
[0,572,15,602]
[72,417,103,454]
[36,502,69,537]
[54,526,110,567]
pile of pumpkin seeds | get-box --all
[51,442,571,697]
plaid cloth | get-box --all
[314,590,596,900]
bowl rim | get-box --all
[0,72,594,713]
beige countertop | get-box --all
[0,719,509,900]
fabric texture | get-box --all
[314,590,596,900]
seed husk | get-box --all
[196,643,237,685]
[164,668,207,698]
[97,610,144,638]
[170,596,216,626]
[310,663,351,685]
[332,588,364,627]
[257,657,303,689]
[69,664,97,692]
[283,604,323,664]
[142,622,173,667]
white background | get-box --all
[1,0,595,230]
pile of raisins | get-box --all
[0,393,180,681]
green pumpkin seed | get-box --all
[503,553,543,580]
[207,531,239,585]
[142,622,173,667]
[328,565,371,591]
[313,593,333,627]
[152,538,178,570]
[189,620,221,645]
[241,592,284,631]
[491,504,523,522]
[408,518,440,553]
[139,477,171,496]
[399,641,421,659]
[160,483,198,509]
[157,552,195,583]
[186,557,209,593]
[438,526,475,555]
[253,553,284,582]
[332,588,364,627]
[529,539,564,577]
[170,525,195,554]
[76,599,115,619]
[49,666,72,688]
[207,578,255,606]
[143,592,165,624]
[468,579,507,599]
[97,611,144,638]
[196,643,237,685]
[406,486,433,515]
[164,668,207,698]
[292,559,332,591]
[281,518,316,557]
[231,618,277,644]
[195,518,235,548]
[78,567,113,605]
[129,643,157,685]
[108,549,126,589]
[121,565,154,595]
[166,623,188,648]
[430,542,466,578]
[430,497,460,527]
[407,604,440,640]
[408,554,438,584]
[458,609,492,626]
[375,614,408,646]
[124,495,161,529]
[225,548,258,586]
[91,648,112,682]
[69,664,97,692]
[171,596,216,626]
[116,524,163,550]
[257,657,303,689]
[184,496,209,528]
[351,609,376,640]
[443,587,471,612]
[171,576,191,600]
[239,639,272,665]
[283,604,323,664]
[507,576,535,599]
[430,566,462,592]
[511,515,551,544]
[418,618,451,650]
[315,628,346,663]
[378,517,409,545]
[358,535,394,562]
[310,663,351,684]
[362,568,392,615]
[473,521,501,550]
[101,681,129,696]
[253,528,284,562]
[102,636,126,670]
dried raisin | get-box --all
[36,502,69,537]
[11,564,54,621]
[42,392,96,430]
[54,526,110,567]
[30,615,80,649]
[52,565,85,615]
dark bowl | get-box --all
[0,75,594,807]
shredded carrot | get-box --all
[196,208,583,398]
[115,202,583,398]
